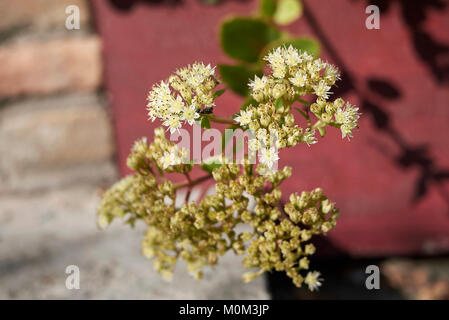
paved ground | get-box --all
[0,182,269,299]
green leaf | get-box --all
[261,37,320,60]
[200,155,225,173]
[200,161,222,173]
[219,64,262,97]
[240,97,257,110]
[297,98,311,106]
[260,0,277,18]
[286,38,320,56]
[275,98,283,110]
[294,106,308,119]
[200,116,211,129]
[214,88,226,98]
[273,0,302,26]
[220,17,281,63]
[280,117,285,125]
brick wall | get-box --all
[0,0,116,193]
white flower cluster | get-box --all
[158,144,189,169]
[147,62,217,133]
[234,102,315,170]
[334,103,361,139]
[249,45,340,102]
[310,97,361,140]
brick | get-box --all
[0,0,90,33]
[0,36,102,97]
[0,93,114,192]
[0,161,117,194]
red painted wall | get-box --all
[92,0,449,256]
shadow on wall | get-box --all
[107,0,249,11]
[365,0,449,84]
[304,0,449,211]
[108,0,183,10]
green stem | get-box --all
[295,106,310,119]
[208,114,238,125]
[298,98,312,106]
[174,174,212,190]
[312,120,323,129]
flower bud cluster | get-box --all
[99,133,339,288]
[97,173,173,231]
[127,128,189,173]
[242,181,338,289]
[284,188,339,234]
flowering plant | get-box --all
[98,45,360,291]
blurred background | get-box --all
[0,0,448,299]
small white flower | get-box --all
[160,151,175,169]
[300,51,314,62]
[334,109,349,124]
[182,105,200,125]
[259,146,279,169]
[284,45,302,67]
[235,110,253,126]
[248,138,260,151]
[170,96,185,114]
[313,81,332,99]
[147,108,157,121]
[334,103,360,140]
[163,117,182,134]
[271,62,287,79]
[324,64,340,84]
[313,58,326,71]
[249,75,268,91]
[304,271,323,291]
[289,70,308,87]
[159,146,184,169]
[265,47,287,79]
[302,128,317,146]
[177,146,190,164]
[264,47,284,67]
